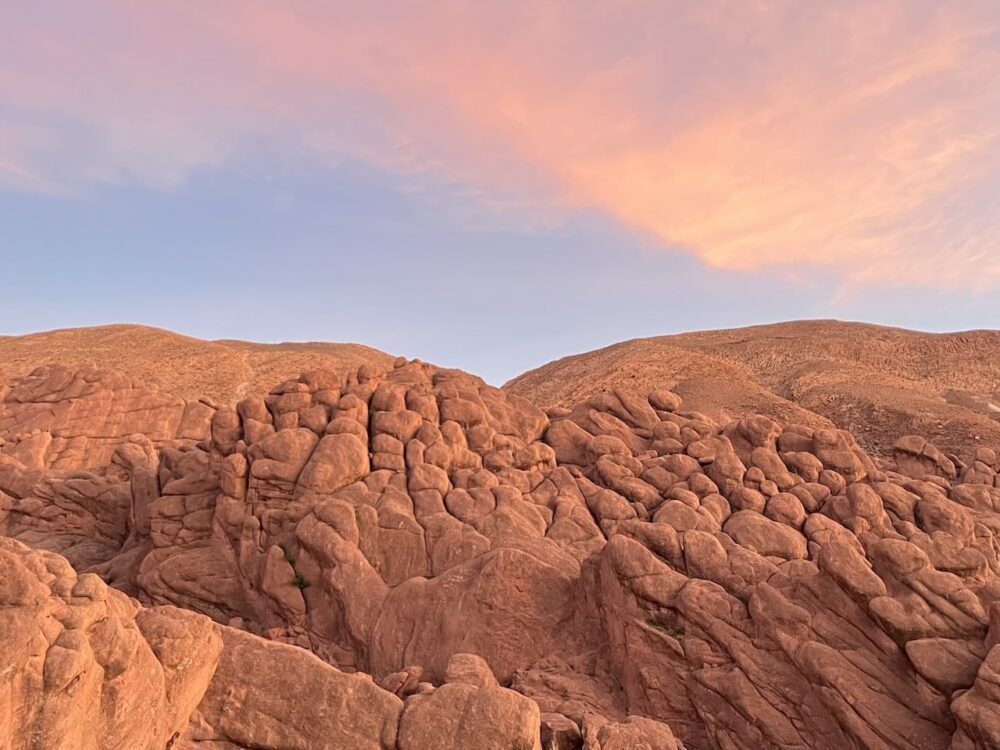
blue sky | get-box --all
[4,160,998,385]
[2,2,999,384]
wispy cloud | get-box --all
[2,1,998,286]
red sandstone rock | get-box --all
[3,352,1000,749]
[0,537,222,750]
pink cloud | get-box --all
[2,1,998,287]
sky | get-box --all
[2,1,999,384]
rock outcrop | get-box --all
[4,346,1000,749]
[0,324,393,405]
[0,536,222,750]
[1,537,546,750]
[505,320,1000,459]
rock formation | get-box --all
[506,320,1000,458]
[3,337,1000,748]
[0,537,532,750]
[0,324,393,404]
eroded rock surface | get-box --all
[0,537,222,750]
[1,538,541,750]
[4,354,1000,749]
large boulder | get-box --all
[0,538,222,750]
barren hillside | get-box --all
[0,324,395,404]
[4,324,1000,749]
[506,320,1000,458]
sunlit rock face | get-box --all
[3,351,1000,749]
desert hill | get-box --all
[7,320,1000,462]
[505,320,1000,459]
[3,326,1000,748]
[0,324,395,404]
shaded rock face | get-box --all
[3,355,1000,748]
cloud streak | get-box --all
[2,1,999,286]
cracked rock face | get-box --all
[3,354,1000,749]
[0,536,222,750]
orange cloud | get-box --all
[2,1,998,287]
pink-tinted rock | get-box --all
[5,351,1000,750]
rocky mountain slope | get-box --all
[0,324,393,404]
[3,326,1000,748]
[505,320,1000,459]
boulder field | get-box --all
[3,357,1000,749]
